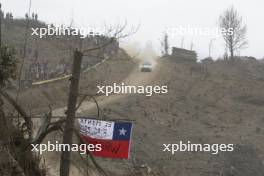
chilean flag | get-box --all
[79,118,133,159]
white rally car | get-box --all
[140,62,153,72]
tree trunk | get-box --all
[60,50,82,176]
[230,47,234,60]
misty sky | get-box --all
[2,0,264,59]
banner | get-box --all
[79,118,133,159]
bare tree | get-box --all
[161,32,169,56]
[219,6,248,60]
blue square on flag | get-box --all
[113,122,132,140]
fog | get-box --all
[2,0,264,59]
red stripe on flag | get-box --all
[81,135,130,159]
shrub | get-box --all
[0,45,17,88]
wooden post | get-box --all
[0,3,2,47]
[60,50,82,176]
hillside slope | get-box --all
[79,58,264,176]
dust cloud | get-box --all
[122,41,158,68]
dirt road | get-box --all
[53,63,159,116]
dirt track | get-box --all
[53,64,159,116]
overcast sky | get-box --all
[2,0,264,59]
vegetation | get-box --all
[0,45,46,176]
[0,45,17,88]
[219,6,248,59]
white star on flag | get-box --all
[119,128,127,136]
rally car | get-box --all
[140,62,153,72]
